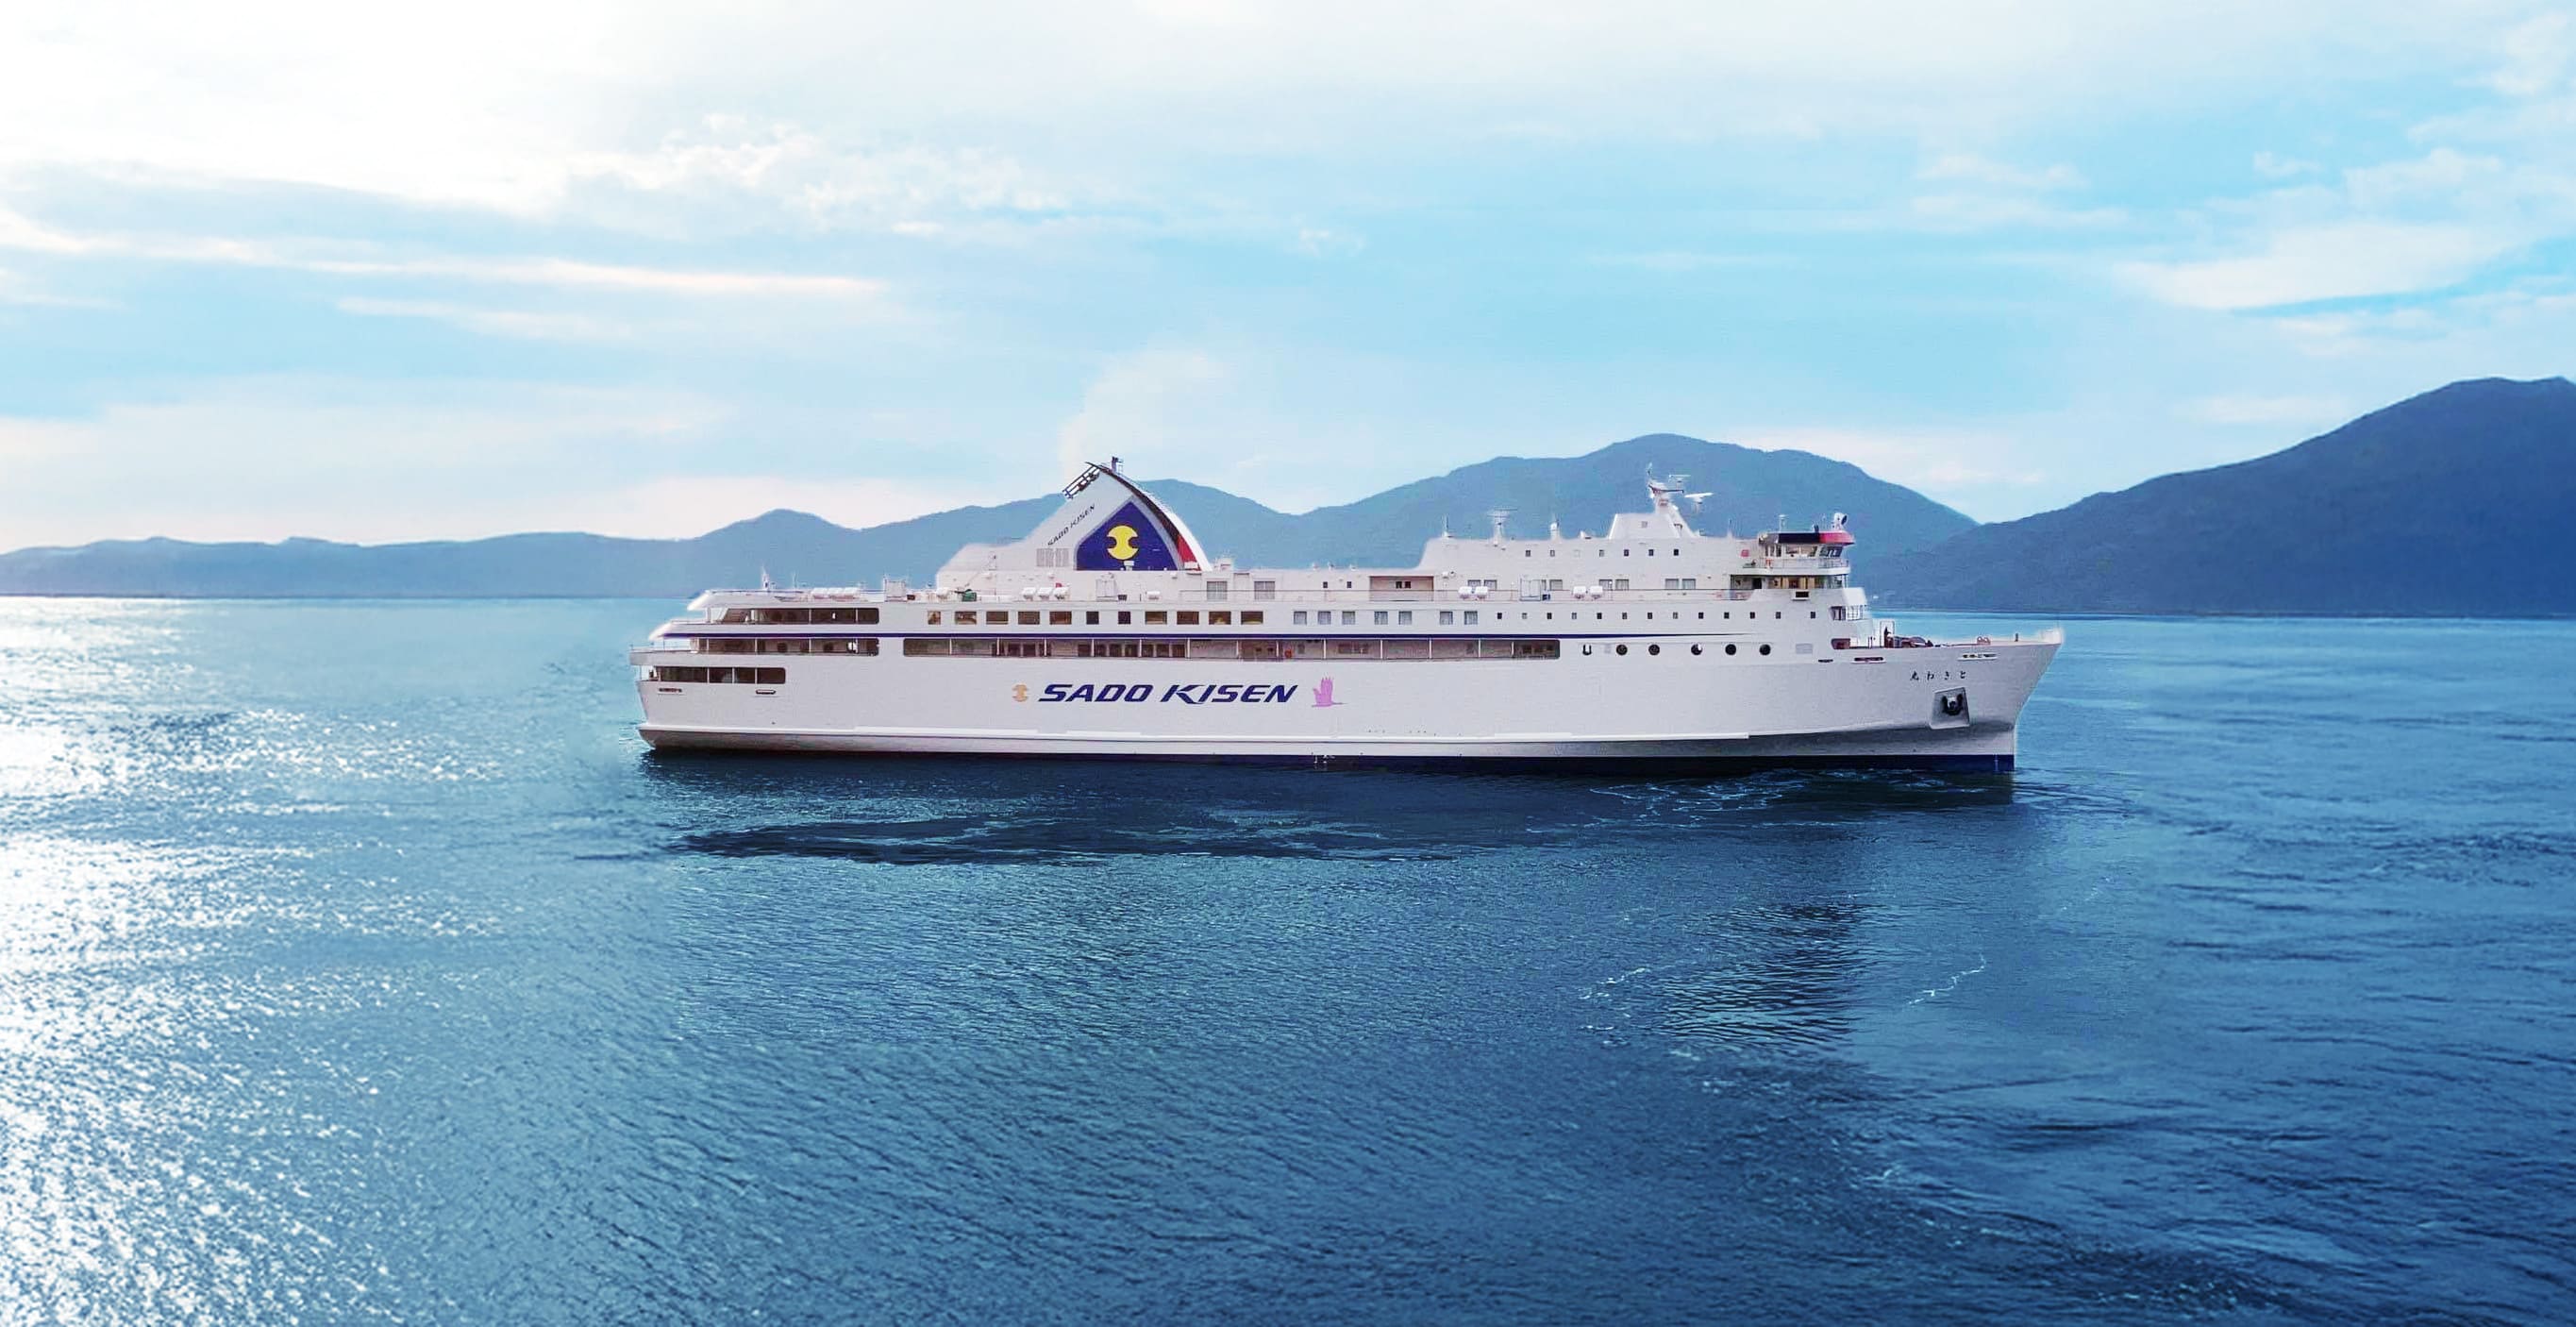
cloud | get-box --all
[0,205,891,302]
[2174,393,2352,426]
[2116,220,2524,310]
[0,380,729,546]
[2253,151,2322,178]
[0,0,2533,228]
[332,298,636,343]
[1734,426,2049,496]
[1054,350,1234,488]
[564,114,1080,236]
[2484,12,2572,98]
[1916,152,2083,191]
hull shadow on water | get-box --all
[641,748,2030,866]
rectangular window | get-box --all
[1205,582,1228,600]
[1242,611,1263,626]
[1049,610,1073,625]
[1664,579,1681,591]
[1681,578,1697,590]
[1547,579,1564,591]
[1209,610,1232,625]
[1613,579,1631,591]
[955,610,977,625]
[926,610,943,624]
[1382,638,1430,659]
[1430,638,1476,659]
[902,638,944,656]
[1339,611,1357,625]
[1514,640,1560,659]
[1293,610,1310,625]
[1439,610,1455,625]
[1145,611,1167,625]
[1013,611,1037,625]
[1117,611,1132,625]
[1000,640,1045,658]
[1397,611,1413,625]
[1333,640,1380,658]
[1085,611,1100,624]
[1464,610,1480,624]
[1373,610,1389,625]
[758,667,787,684]
[1177,610,1201,625]
[1253,580,1277,600]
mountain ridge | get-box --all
[1866,376,2576,617]
[0,436,1973,598]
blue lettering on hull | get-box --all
[1030,682,1301,704]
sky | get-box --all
[4,0,2575,548]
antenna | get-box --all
[1486,509,1512,542]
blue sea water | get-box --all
[0,599,2571,1325]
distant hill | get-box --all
[0,435,1972,597]
[1867,378,2576,616]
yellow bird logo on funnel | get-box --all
[1105,524,1141,561]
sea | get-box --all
[0,600,2570,1325]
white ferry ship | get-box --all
[632,461,2059,770]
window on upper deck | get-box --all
[1242,611,1263,625]
[1177,610,1200,625]
[1049,611,1073,625]
[1293,611,1309,625]
[1017,611,1041,625]
[1145,611,1167,625]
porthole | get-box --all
[1615,644,1630,656]
[1724,644,1737,656]
[1690,644,1702,655]
[1648,644,1661,655]
[1759,644,1772,656]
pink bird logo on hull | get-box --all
[1313,677,1341,707]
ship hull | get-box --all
[636,635,2055,772]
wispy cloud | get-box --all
[333,298,637,343]
[2174,393,2352,426]
[0,206,890,302]
[1917,152,2084,192]
[2117,220,2525,310]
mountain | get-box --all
[0,436,1972,597]
[1866,377,2576,616]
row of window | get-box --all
[929,608,1272,628]
[900,637,1564,661]
[649,666,788,684]
[716,607,880,625]
[700,638,882,655]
